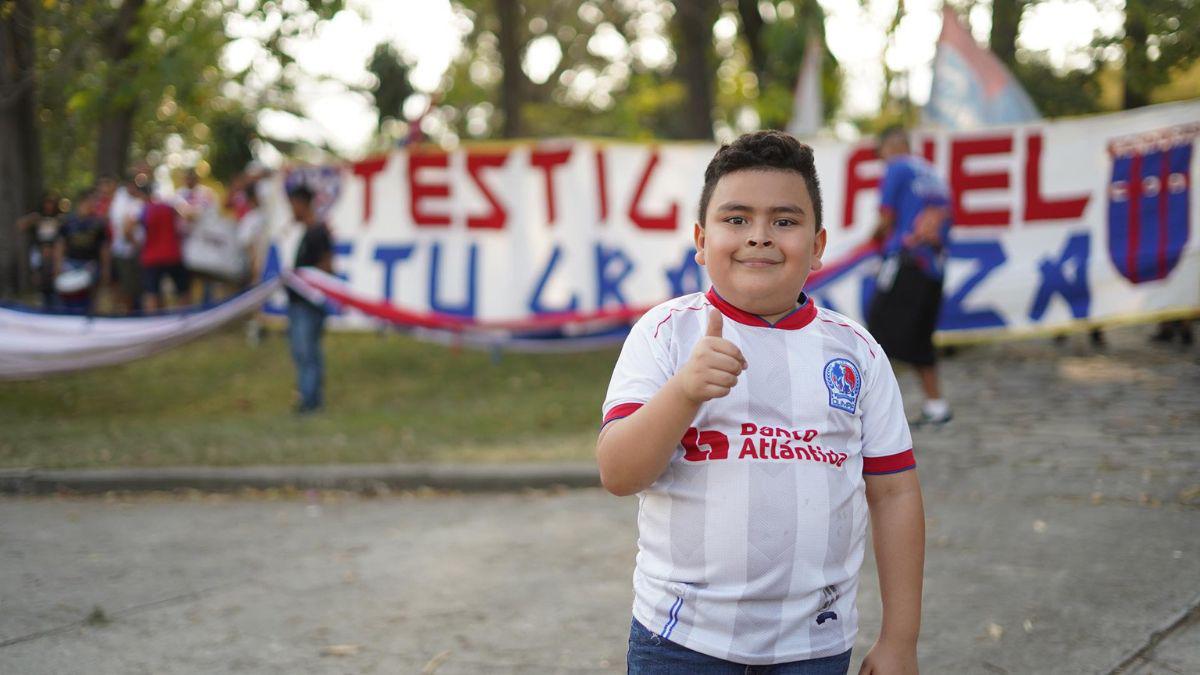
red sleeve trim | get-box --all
[862,448,915,475]
[602,402,644,428]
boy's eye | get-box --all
[725,216,747,225]
[775,219,797,227]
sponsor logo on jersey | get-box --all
[823,358,862,414]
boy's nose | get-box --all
[747,230,774,247]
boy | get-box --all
[598,131,924,674]
[285,184,333,414]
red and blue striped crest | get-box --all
[1107,135,1192,284]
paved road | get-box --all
[1,327,1197,673]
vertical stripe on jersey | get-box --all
[654,310,711,648]
[730,329,798,659]
[806,329,864,648]
[806,330,859,653]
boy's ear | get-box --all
[693,222,706,266]
[809,227,828,271]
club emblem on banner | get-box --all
[1107,127,1194,284]
[823,358,861,414]
[286,165,343,222]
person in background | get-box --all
[174,167,218,221]
[236,182,269,287]
[174,167,220,303]
[17,194,64,308]
[108,173,147,313]
[867,125,954,428]
[55,189,111,313]
[1150,320,1194,346]
[286,184,333,415]
[131,182,189,312]
[237,182,269,345]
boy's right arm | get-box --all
[596,309,746,496]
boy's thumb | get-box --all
[706,308,723,338]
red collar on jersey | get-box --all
[705,287,817,330]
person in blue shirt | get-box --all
[867,126,953,427]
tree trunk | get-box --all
[0,0,42,298]
[1122,6,1150,109]
[96,112,135,180]
[989,0,1022,70]
[495,0,524,138]
[94,0,145,179]
[672,0,718,140]
[737,0,767,89]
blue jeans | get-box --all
[627,618,851,675]
[287,301,326,410]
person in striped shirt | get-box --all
[599,131,925,674]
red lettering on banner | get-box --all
[466,151,509,229]
[628,150,679,230]
[409,152,451,227]
[741,423,757,435]
[531,147,572,225]
[803,429,818,442]
[595,148,608,223]
[739,438,758,459]
[682,427,730,462]
[1023,133,1090,223]
[843,145,881,228]
[921,139,936,163]
[950,135,1013,226]
[351,156,388,225]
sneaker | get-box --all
[294,403,324,416]
[910,409,953,429]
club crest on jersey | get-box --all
[823,358,861,414]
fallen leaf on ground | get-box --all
[320,644,360,657]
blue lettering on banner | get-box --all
[373,244,416,302]
[665,248,705,297]
[1029,233,1091,321]
[261,243,282,283]
[595,243,634,307]
[940,241,1007,330]
[529,245,580,314]
[429,242,479,318]
[327,242,354,315]
[333,242,353,281]
[815,293,838,313]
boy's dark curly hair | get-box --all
[697,130,823,231]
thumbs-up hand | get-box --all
[677,309,748,404]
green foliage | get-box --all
[1013,59,1104,118]
[742,1,841,131]
[35,0,346,192]
[431,0,842,142]
[1107,0,1200,108]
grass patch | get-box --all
[0,327,619,469]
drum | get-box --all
[54,265,95,302]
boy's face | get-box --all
[694,169,826,320]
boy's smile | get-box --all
[695,169,826,323]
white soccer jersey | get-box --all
[602,289,914,665]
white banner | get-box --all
[0,280,281,380]
[257,101,1200,340]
